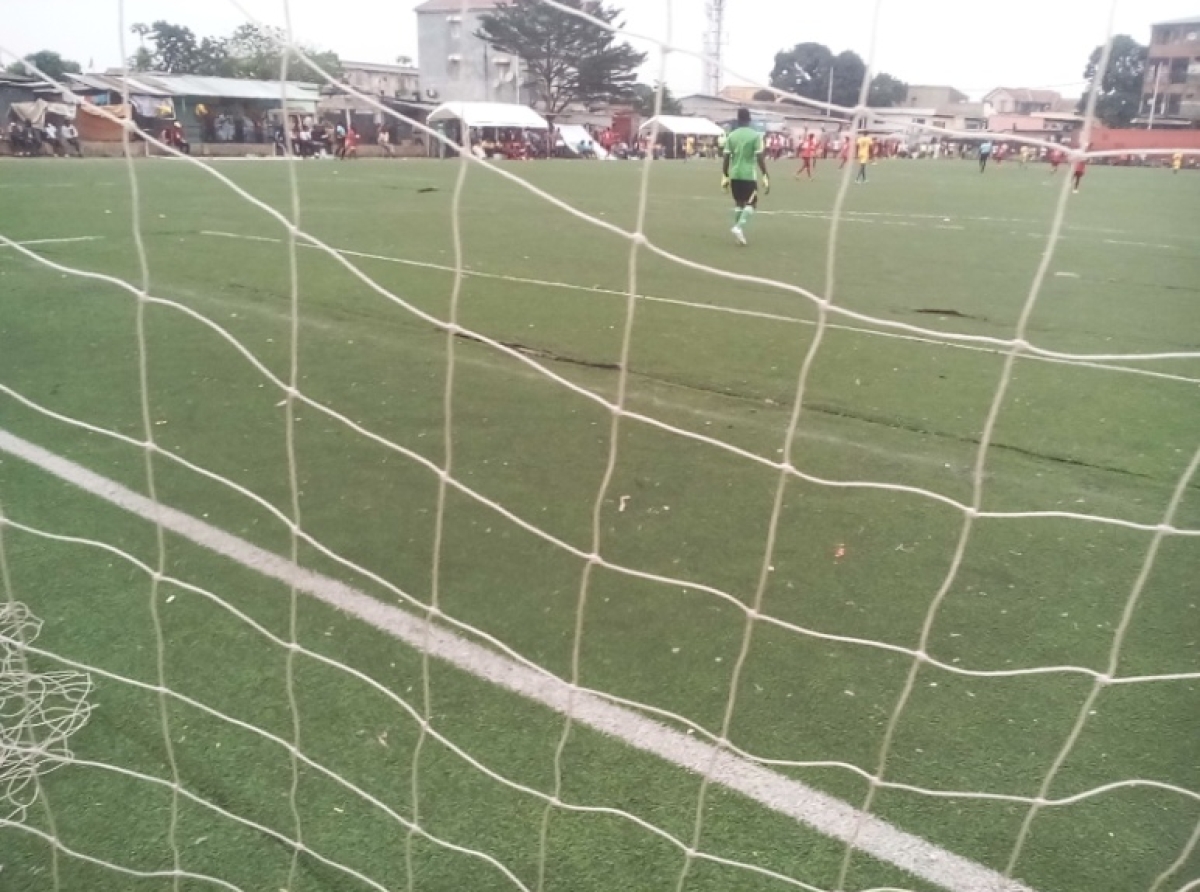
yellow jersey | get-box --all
[856,135,873,164]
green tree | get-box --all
[868,72,907,108]
[632,81,682,116]
[769,42,833,101]
[1078,34,1147,127]
[769,43,869,109]
[476,0,647,114]
[129,20,340,82]
[223,24,342,83]
[131,21,228,74]
[5,50,82,81]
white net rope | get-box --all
[0,1,1198,891]
[0,601,94,825]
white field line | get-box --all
[1103,239,1180,250]
[198,230,1200,387]
[1,236,106,247]
[669,200,1196,246]
[0,427,1036,892]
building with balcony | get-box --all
[1143,16,1200,122]
[983,87,1062,116]
[416,0,525,105]
[341,60,420,102]
[903,85,968,108]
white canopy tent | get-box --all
[556,123,610,160]
[427,102,549,130]
[639,115,725,137]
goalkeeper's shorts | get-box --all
[730,180,759,206]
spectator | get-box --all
[167,121,191,155]
[7,119,31,156]
[61,121,82,156]
[43,120,62,156]
[378,128,394,158]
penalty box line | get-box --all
[0,427,1036,892]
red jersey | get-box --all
[801,138,817,159]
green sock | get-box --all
[738,206,755,229]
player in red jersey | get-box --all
[1072,156,1087,193]
[795,133,818,179]
[838,136,851,169]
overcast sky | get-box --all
[2,1,1195,99]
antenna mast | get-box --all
[703,0,726,96]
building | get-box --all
[983,88,1062,116]
[1144,16,1200,122]
[65,72,319,145]
[986,111,1083,139]
[0,74,42,125]
[903,85,968,108]
[718,85,769,104]
[416,0,525,105]
[679,92,844,134]
[937,102,987,131]
[341,61,420,102]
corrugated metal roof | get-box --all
[68,73,173,96]
[154,75,319,101]
[66,72,319,102]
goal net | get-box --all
[1,2,1198,892]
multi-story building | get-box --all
[983,87,1062,116]
[416,0,524,105]
[341,60,421,102]
[903,85,968,108]
[1144,16,1200,121]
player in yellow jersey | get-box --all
[1172,152,1184,173]
[721,108,770,246]
[855,132,873,183]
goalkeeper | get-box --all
[721,108,770,246]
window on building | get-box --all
[1167,94,1183,115]
[1170,58,1189,83]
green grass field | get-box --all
[0,154,1198,892]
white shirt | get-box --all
[44,123,57,139]
[62,125,77,139]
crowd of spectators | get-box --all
[5,116,82,157]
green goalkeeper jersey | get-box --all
[724,126,763,181]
